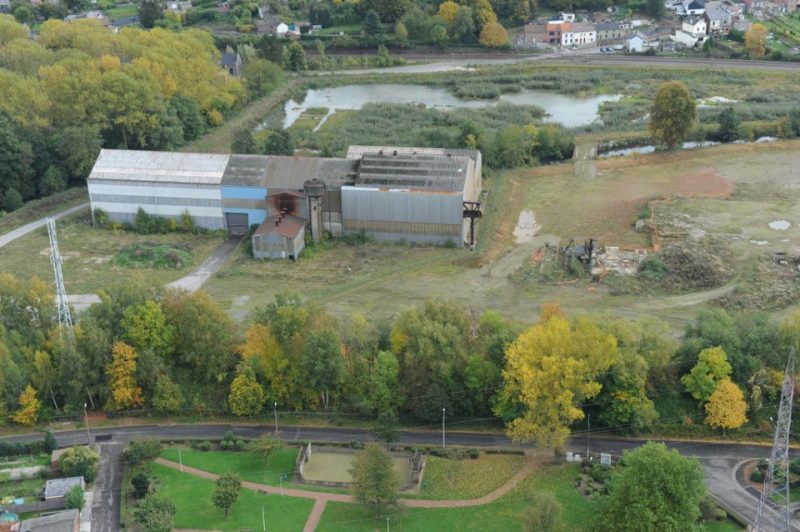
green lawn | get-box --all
[104,4,138,20]
[0,455,49,470]
[414,454,525,500]
[0,211,223,294]
[160,447,298,487]
[318,464,596,532]
[148,463,313,531]
[0,477,45,498]
[0,187,87,235]
[317,463,744,532]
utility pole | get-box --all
[442,408,446,449]
[261,504,266,532]
[586,413,591,459]
[179,448,183,472]
[755,349,795,532]
[273,402,278,434]
[83,403,91,443]
[47,218,73,340]
[386,517,390,532]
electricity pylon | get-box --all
[47,217,73,339]
[754,348,795,532]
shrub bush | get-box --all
[751,468,765,483]
[467,448,480,459]
[58,446,99,483]
[65,485,84,509]
[131,473,150,499]
[198,440,212,451]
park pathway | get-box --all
[0,202,89,249]
[156,455,537,531]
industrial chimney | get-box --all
[303,179,326,243]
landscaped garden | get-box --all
[414,452,526,500]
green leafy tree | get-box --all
[248,434,284,464]
[211,473,241,520]
[56,125,103,181]
[351,443,399,517]
[716,107,740,143]
[229,365,265,417]
[44,430,58,453]
[168,95,207,142]
[301,329,344,409]
[131,472,150,499]
[232,128,257,154]
[242,59,283,98]
[262,128,294,155]
[363,9,383,36]
[366,351,400,416]
[523,491,562,532]
[451,7,477,43]
[681,346,731,403]
[430,24,448,49]
[649,81,696,150]
[394,21,408,46]
[121,439,162,467]
[138,0,163,29]
[39,165,66,196]
[646,0,666,19]
[601,442,706,531]
[3,187,23,212]
[65,485,84,509]
[286,41,306,71]
[121,300,174,358]
[133,493,176,532]
[152,374,182,415]
[363,0,410,22]
[58,446,99,483]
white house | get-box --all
[561,22,597,47]
[678,0,706,15]
[672,29,701,47]
[682,16,707,34]
[276,22,289,36]
[560,12,576,21]
[626,32,651,51]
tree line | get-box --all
[1,272,798,448]
[0,15,283,211]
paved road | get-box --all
[316,50,800,76]
[0,202,89,249]
[4,423,795,530]
[166,236,242,292]
[90,442,123,532]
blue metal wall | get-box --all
[221,185,268,200]
[221,185,268,226]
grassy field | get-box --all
[318,464,598,532]
[0,211,223,294]
[414,454,525,500]
[160,447,298,487]
[0,187,87,235]
[203,139,800,331]
[317,463,741,532]
[146,462,313,531]
[0,476,44,498]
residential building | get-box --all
[560,12,576,21]
[515,23,549,47]
[19,510,79,532]
[678,0,707,15]
[545,21,565,44]
[595,21,627,43]
[626,32,648,51]
[561,22,597,47]
[682,16,708,34]
[64,10,112,27]
[220,52,242,77]
[0,0,9,13]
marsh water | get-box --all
[281,84,621,129]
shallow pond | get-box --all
[281,84,620,129]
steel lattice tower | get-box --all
[47,218,73,339]
[755,348,795,532]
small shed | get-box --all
[44,478,85,501]
[221,52,242,77]
[19,509,79,532]
[252,214,306,259]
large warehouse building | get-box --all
[88,145,482,259]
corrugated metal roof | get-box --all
[355,153,470,192]
[253,214,306,238]
[222,154,269,186]
[264,156,353,190]
[19,510,78,532]
[88,149,229,185]
[346,145,480,162]
[44,477,83,499]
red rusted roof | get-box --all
[253,214,306,239]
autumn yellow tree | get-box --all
[705,379,747,434]
[745,23,768,58]
[13,385,41,426]
[479,21,508,48]
[681,346,731,403]
[229,365,265,417]
[106,342,144,411]
[496,314,617,450]
[437,1,459,23]
[241,323,294,403]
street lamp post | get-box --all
[442,408,446,449]
[83,403,92,443]
[273,402,278,434]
